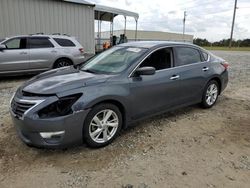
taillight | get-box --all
[221,62,229,70]
[79,48,84,53]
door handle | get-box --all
[51,50,57,53]
[202,67,209,71]
[20,52,27,55]
[170,75,180,80]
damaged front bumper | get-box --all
[10,109,90,148]
[10,93,90,149]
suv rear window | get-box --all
[28,37,54,48]
[53,38,76,47]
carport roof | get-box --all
[94,5,139,21]
[61,0,139,22]
[62,0,95,6]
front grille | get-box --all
[11,100,36,119]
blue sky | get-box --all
[90,0,250,41]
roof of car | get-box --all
[118,41,198,49]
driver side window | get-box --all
[4,38,26,49]
[140,48,172,70]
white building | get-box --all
[97,30,193,43]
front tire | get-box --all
[54,58,72,68]
[83,103,122,148]
[201,80,219,108]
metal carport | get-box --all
[94,5,139,51]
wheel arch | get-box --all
[208,77,222,94]
[88,99,128,129]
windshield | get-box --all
[81,46,147,74]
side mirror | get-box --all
[0,44,6,51]
[135,66,156,76]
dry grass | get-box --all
[203,46,250,51]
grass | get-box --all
[203,46,250,51]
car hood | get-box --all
[21,66,111,95]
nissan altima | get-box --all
[10,41,228,148]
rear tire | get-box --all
[54,58,72,68]
[201,80,219,108]
[83,103,122,148]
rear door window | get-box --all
[202,51,209,61]
[53,38,75,47]
[27,37,54,49]
[174,47,202,67]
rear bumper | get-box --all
[73,55,86,65]
[220,70,229,93]
[10,109,90,149]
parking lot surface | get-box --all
[0,51,250,188]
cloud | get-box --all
[168,11,177,15]
[125,0,132,6]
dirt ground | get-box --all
[0,51,250,188]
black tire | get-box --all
[83,103,122,148]
[201,80,219,108]
[54,58,72,68]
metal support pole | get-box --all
[112,13,114,37]
[100,20,102,39]
[183,11,187,41]
[229,0,238,48]
[98,11,101,51]
[135,19,138,41]
[124,16,127,35]
[110,21,112,37]
[110,15,114,46]
[112,19,114,36]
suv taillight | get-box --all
[79,48,84,53]
[221,62,229,70]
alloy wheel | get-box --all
[89,109,119,143]
[205,83,218,106]
[57,61,70,67]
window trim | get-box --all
[129,46,174,77]
[27,37,54,49]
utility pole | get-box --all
[183,11,187,41]
[229,0,238,48]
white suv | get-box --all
[0,34,85,76]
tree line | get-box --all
[193,38,250,47]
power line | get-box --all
[238,6,250,9]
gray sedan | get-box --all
[10,41,228,148]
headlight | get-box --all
[38,93,82,118]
